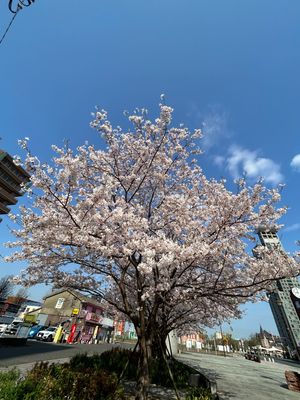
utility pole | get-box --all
[220,324,226,357]
[213,333,217,355]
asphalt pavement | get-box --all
[0,340,132,368]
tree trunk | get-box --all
[149,326,168,360]
[135,295,150,400]
[135,323,167,399]
[136,333,150,400]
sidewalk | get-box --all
[0,357,71,376]
[177,352,300,400]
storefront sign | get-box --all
[72,308,79,315]
[55,298,65,309]
[67,324,77,343]
[24,314,36,323]
[102,317,114,327]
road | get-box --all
[0,340,132,369]
[177,352,300,400]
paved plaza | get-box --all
[177,352,300,400]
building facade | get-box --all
[0,150,30,220]
[33,289,114,343]
[0,297,41,328]
[257,228,300,359]
[0,296,30,317]
[17,300,42,320]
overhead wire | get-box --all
[0,8,20,46]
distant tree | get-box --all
[0,275,14,299]
[14,287,29,304]
[221,333,239,351]
[244,333,261,349]
[7,102,299,400]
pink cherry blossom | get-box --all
[7,102,299,400]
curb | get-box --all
[0,357,71,376]
[176,354,219,399]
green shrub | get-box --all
[149,357,198,389]
[0,369,20,400]
[2,362,125,400]
[69,349,203,390]
[0,354,212,400]
[185,387,213,400]
[97,348,139,379]
[70,348,139,380]
[34,362,125,400]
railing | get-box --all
[178,344,234,357]
[86,312,103,323]
[77,310,114,326]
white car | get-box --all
[0,324,8,335]
[4,321,22,336]
[36,327,57,342]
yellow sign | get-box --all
[24,314,36,323]
[53,326,63,343]
[93,325,99,339]
[72,308,79,315]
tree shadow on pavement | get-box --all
[217,389,238,399]
[0,342,131,367]
[0,340,72,365]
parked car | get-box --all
[28,325,46,338]
[0,316,14,327]
[36,326,57,342]
[245,352,261,363]
[0,323,8,335]
[3,320,22,336]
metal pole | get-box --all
[220,324,226,357]
[214,334,217,355]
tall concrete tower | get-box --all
[257,228,300,359]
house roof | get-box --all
[43,288,103,308]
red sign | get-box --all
[67,324,77,344]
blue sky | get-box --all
[1,0,300,338]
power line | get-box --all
[0,8,19,46]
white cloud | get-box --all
[225,145,284,185]
[290,154,300,172]
[187,104,232,151]
[201,111,230,150]
[284,223,300,233]
[213,155,225,167]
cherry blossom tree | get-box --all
[7,102,299,399]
